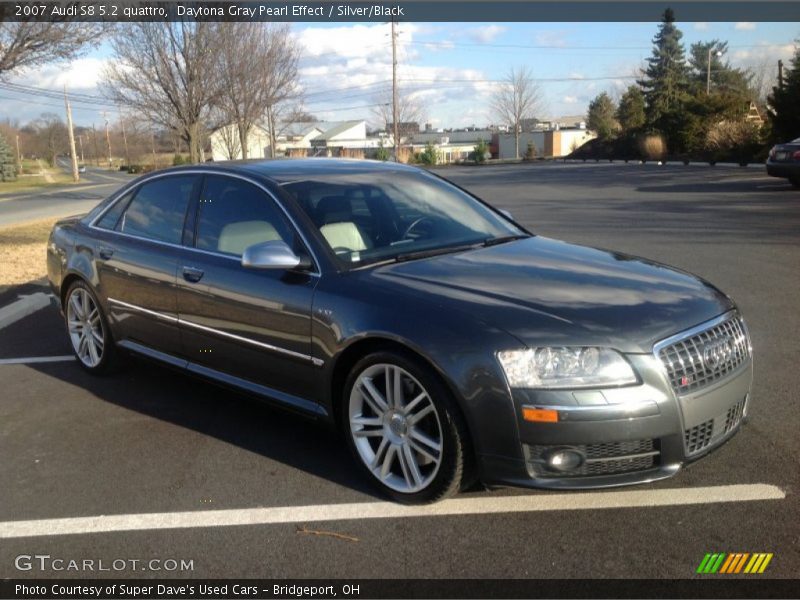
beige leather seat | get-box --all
[217,220,281,255]
[315,195,372,252]
[320,222,370,252]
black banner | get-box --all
[2,579,800,599]
[1,1,800,23]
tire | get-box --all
[342,351,471,504]
[64,280,120,374]
[790,177,800,189]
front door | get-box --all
[174,174,320,406]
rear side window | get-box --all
[95,191,133,230]
[116,176,195,244]
[195,176,293,257]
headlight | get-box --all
[496,347,638,389]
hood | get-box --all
[368,236,733,353]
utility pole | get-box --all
[151,131,157,168]
[78,135,85,163]
[706,46,722,96]
[778,60,784,90]
[102,111,112,167]
[119,107,130,166]
[391,17,399,162]
[92,124,100,166]
[63,86,80,182]
[15,134,22,171]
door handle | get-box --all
[182,266,204,283]
[98,246,114,260]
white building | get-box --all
[209,120,371,161]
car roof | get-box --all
[160,158,421,185]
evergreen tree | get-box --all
[586,92,618,140]
[617,86,646,132]
[768,43,800,142]
[638,9,690,139]
[688,40,751,98]
[0,133,18,182]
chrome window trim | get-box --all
[88,169,323,276]
[107,297,324,367]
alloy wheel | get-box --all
[349,363,444,494]
[66,287,105,368]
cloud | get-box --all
[465,25,506,44]
[563,96,578,104]
[693,22,709,31]
[735,22,757,30]
[14,57,109,92]
[534,29,569,48]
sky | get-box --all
[1,20,797,130]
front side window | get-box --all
[195,176,294,257]
[116,176,195,244]
[281,170,525,267]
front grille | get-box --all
[525,439,659,478]
[724,398,746,434]
[685,419,714,454]
[657,314,750,395]
[684,397,747,456]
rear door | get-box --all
[92,174,199,356]
[174,174,321,406]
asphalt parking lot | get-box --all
[0,163,798,582]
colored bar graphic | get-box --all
[697,553,712,574]
[698,552,772,574]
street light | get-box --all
[707,47,724,95]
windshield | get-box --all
[281,170,527,267]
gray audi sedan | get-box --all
[47,159,753,503]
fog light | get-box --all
[544,448,585,472]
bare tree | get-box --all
[371,88,425,141]
[0,21,104,77]
[491,66,543,159]
[102,22,222,163]
[32,113,67,166]
[214,23,300,160]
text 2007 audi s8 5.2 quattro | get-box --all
[47,159,753,503]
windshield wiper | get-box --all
[482,234,529,247]
[395,242,483,263]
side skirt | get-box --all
[116,340,328,420]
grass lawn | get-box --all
[0,173,76,196]
[0,218,57,286]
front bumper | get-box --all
[478,351,753,491]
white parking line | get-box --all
[0,484,784,539]
[0,355,74,365]
[0,292,53,330]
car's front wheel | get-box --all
[64,280,118,374]
[342,351,470,504]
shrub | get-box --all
[638,134,667,161]
[705,120,762,165]
[375,143,390,162]
[172,154,188,166]
[417,142,438,166]
[472,139,490,164]
[524,140,537,160]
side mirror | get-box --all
[241,240,311,271]
[500,209,514,220]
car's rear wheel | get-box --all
[342,351,469,504]
[64,281,118,374]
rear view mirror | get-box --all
[241,241,311,271]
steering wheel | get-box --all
[402,216,435,240]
